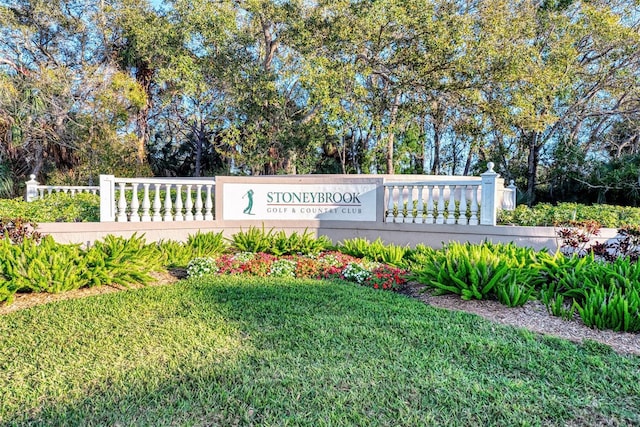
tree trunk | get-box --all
[386,93,401,174]
[194,121,203,177]
[431,126,441,174]
[135,63,154,166]
[526,131,541,206]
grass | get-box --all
[1,277,639,426]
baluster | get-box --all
[195,185,204,220]
[70,189,76,196]
[397,185,407,222]
[446,185,456,224]
[459,186,468,225]
[406,184,414,223]
[152,183,162,221]
[204,185,214,220]
[425,186,434,224]
[141,183,151,222]
[117,182,128,222]
[185,185,194,221]
[416,185,425,223]
[129,183,140,222]
[163,184,173,221]
[385,185,395,222]
[174,184,184,221]
[436,185,445,224]
[469,185,479,225]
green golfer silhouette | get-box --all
[243,189,255,215]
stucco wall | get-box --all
[36,220,620,252]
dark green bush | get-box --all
[539,255,640,332]
[499,202,640,228]
[412,242,546,306]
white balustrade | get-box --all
[96,164,509,224]
[384,180,482,225]
[25,175,99,202]
[382,163,504,226]
[99,176,216,222]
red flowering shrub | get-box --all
[363,264,408,291]
[204,250,407,291]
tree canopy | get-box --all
[0,0,639,205]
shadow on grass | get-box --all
[2,277,640,426]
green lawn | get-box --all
[1,277,639,426]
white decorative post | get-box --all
[99,175,116,222]
[25,175,39,202]
[480,162,499,226]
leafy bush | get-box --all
[84,234,163,287]
[412,242,545,306]
[156,239,194,268]
[0,236,87,294]
[228,226,275,253]
[338,237,410,267]
[229,226,332,256]
[270,229,332,256]
[540,255,640,332]
[0,193,100,222]
[186,231,227,258]
[499,202,640,228]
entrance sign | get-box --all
[223,183,378,221]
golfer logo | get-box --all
[243,189,255,215]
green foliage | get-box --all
[228,226,275,253]
[84,234,162,287]
[270,229,333,256]
[229,226,332,256]
[0,193,100,222]
[338,237,410,267]
[0,236,87,294]
[539,255,640,332]
[186,231,227,258]
[412,242,544,305]
[499,202,640,228]
[156,239,194,269]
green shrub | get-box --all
[338,237,410,267]
[0,236,87,294]
[186,231,227,258]
[156,239,194,268]
[84,234,162,287]
[0,193,100,222]
[499,202,640,228]
[228,226,274,253]
[539,255,640,332]
[412,242,545,305]
[229,227,332,256]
